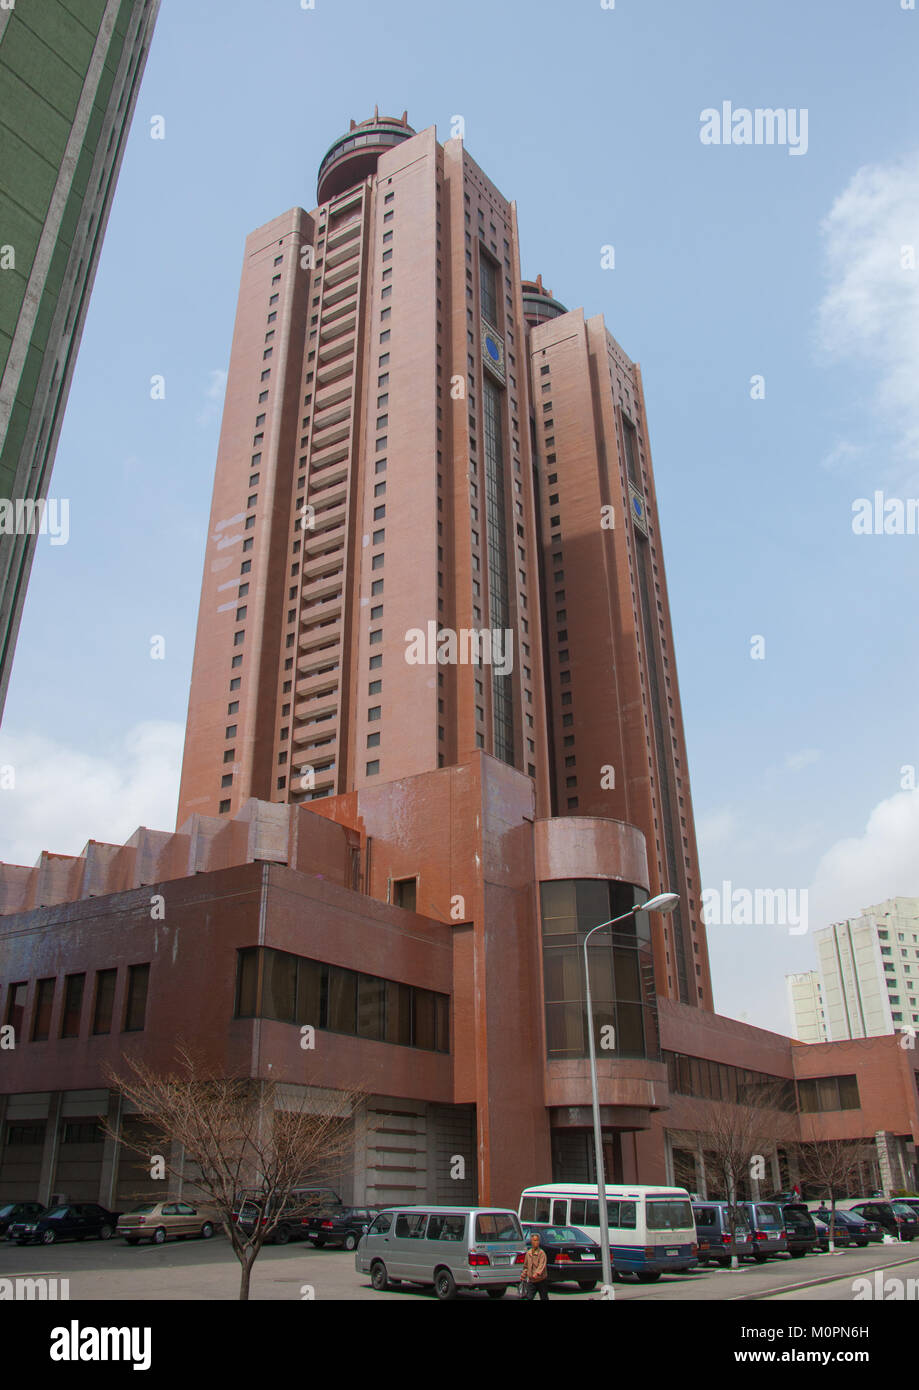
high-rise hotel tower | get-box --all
[9,117,915,1210]
[178,110,712,1013]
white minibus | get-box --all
[518,1183,697,1281]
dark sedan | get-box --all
[8,1203,120,1246]
[848,1200,919,1241]
[306,1207,376,1251]
[894,1197,919,1224]
[812,1209,882,1248]
[0,1201,45,1237]
[520,1223,603,1290]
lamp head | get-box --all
[643,892,680,915]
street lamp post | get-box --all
[582,891,680,1298]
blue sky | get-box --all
[3,0,919,1034]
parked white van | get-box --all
[355,1205,526,1300]
[518,1184,698,1281]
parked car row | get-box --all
[353,1185,919,1299]
[0,1199,220,1247]
[230,1187,380,1250]
[4,1203,121,1246]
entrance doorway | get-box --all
[552,1130,624,1184]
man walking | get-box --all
[521,1231,549,1300]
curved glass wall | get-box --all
[540,878,660,1060]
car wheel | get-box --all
[635,1271,661,1283]
[370,1260,390,1292]
[344,1232,358,1252]
[313,1237,325,1248]
[98,1224,113,1241]
[435,1268,458,1300]
[716,1258,730,1268]
[577,1281,598,1291]
[200,1223,214,1240]
[753,1253,767,1263]
[125,1238,140,1246]
[274,1225,291,1246]
[790,1249,806,1258]
[857,1239,868,1248]
[41,1229,56,1245]
[153,1228,167,1245]
[485,1286,506,1299]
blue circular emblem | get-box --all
[632,496,643,518]
[485,335,500,362]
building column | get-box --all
[662,1130,673,1185]
[875,1130,906,1196]
[352,1098,368,1205]
[769,1149,782,1194]
[98,1090,122,1208]
[695,1136,707,1198]
[37,1092,63,1205]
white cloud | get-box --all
[784,748,820,773]
[817,153,919,475]
[809,789,919,928]
[0,721,183,868]
[197,368,228,427]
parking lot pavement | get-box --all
[604,1244,919,1302]
[2,1233,917,1301]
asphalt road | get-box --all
[1,1231,918,1301]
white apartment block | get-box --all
[786,970,828,1042]
[792,898,919,1041]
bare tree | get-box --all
[794,1126,872,1253]
[692,1081,797,1268]
[103,1046,362,1299]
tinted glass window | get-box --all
[394,1213,428,1238]
[475,1212,522,1242]
[427,1214,465,1241]
[754,1205,782,1230]
[646,1200,693,1231]
[368,1213,392,1235]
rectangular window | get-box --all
[31,979,55,1042]
[327,966,357,1032]
[92,969,117,1036]
[622,415,641,487]
[480,253,499,325]
[61,974,85,1038]
[124,964,150,1032]
[6,981,27,1036]
[357,975,385,1040]
[393,878,417,911]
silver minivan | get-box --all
[355,1205,526,1299]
